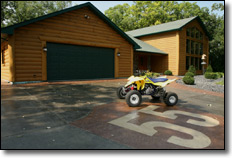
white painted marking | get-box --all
[109,105,220,148]
[138,105,219,127]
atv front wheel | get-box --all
[126,90,142,107]
[164,92,178,106]
[117,86,126,99]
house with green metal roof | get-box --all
[126,16,210,75]
[1,2,210,83]
[1,2,141,83]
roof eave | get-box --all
[130,16,212,41]
[1,2,140,49]
[134,28,181,38]
[135,50,168,55]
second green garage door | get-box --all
[47,43,114,81]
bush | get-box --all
[215,72,224,78]
[164,70,172,75]
[145,71,160,78]
[152,72,160,78]
[182,76,195,85]
[188,65,196,75]
[206,65,213,73]
[204,72,218,79]
[185,72,194,77]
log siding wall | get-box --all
[139,31,178,75]
[138,20,209,76]
[1,41,10,81]
[13,7,133,82]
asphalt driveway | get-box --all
[1,79,224,149]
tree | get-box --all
[105,1,224,72]
[1,1,72,27]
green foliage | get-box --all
[1,1,72,27]
[204,72,219,79]
[164,70,172,75]
[185,72,194,77]
[144,71,160,78]
[206,65,213,72]
[182,76,195,85]
[188,65,196,75]
[105,2,224,72]
[152,73,160,78]
[215,72,224,78]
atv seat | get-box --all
[149,77,168,83]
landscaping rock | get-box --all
[176,75,224,93]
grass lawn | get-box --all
[216,80,224,85]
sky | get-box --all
[72,1,224,16]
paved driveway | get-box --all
[1,79,224,149]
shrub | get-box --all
[144,71,152,78]
[206,65,213,73]
[185,72,194,77]
[145,71,160,78]
[204,72,218,79]
[188,65,196,75]
[152,72,160,78]
[215,72,224,78]
[182,76,195,85]
[164,70,172,75]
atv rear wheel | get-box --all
[117,86,126,99]
[164,92,178,106]
[126,90,142,107]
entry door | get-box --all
[138,55,147,70]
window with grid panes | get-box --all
[195,57,199,70]
[186,27,204,70]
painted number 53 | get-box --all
[109,105,219,149]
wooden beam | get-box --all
[114,48,119,78]
[8,35,15,82]
[131,45,133,76]
[176,31,180,75]
[41,41,47,81]
[39,36,120,49]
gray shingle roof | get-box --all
[127,34,167,55]
[126,16,209,38]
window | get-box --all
[199,58,202,70]
[200,32,203,40]
[200,43,203,55]
[191,27,195,38]
[191,41,194,54]
[196,28,200,39]
[195,57,199,70]
[186,56,190,70]
[187,28,191,36]
[186,39,190,53]
[191,57,195,67]
[194,42,197,54]
[195,42,199,55]
[186,27,204,71]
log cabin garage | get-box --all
[1,2,140,83]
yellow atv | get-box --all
[117,75,178,107]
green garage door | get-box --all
[47,43,114,81]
